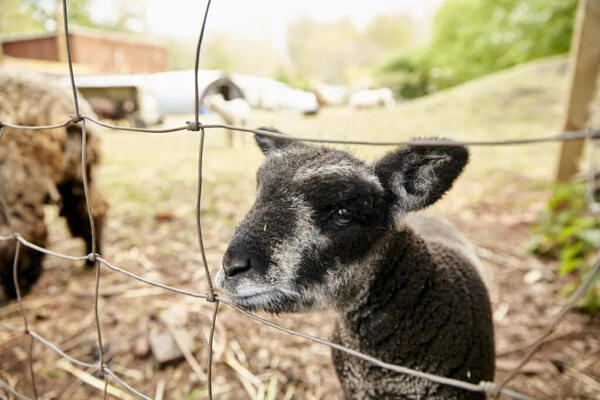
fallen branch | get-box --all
[56,360,136,400]
[165,322,207,382]
[154,379,165,400]
[225,350,264,399]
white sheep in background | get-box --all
[313,83,348,107]
[203,93,251,147]
[349,87,395,109]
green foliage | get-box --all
[287,14,414,84]
[425,0,577,89]
[531,183,600,313]
[365,14,414,57]
[381,0,577,97]
[41,368,64,379]
[377,52,431,99]
[0,0,45,34]
[274,68,311,91]
[287,17,367,83]
[0,0,147,36]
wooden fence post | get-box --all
[55,0,67,63]
[556,0,600,182]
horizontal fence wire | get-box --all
[1,1,599,399]
[1,116,599,146]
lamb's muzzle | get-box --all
[217,127,494,399]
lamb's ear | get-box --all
[254,127,293,156]
[373,140,468,212]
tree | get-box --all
[197,32,285,75]
[366,13,414,56]
[0,0,147,35]
[287,17,376,84]
[423,0,577,89]
[0,0,45,34]
[380,0,578,97]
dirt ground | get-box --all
[2,58,600,399]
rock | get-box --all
[150,330,193,367]
[523,269,543,284]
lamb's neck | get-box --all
[334,226,436,353]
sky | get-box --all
[92,0,445,51]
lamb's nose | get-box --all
[223,257,251,277]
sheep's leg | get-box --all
[0,238,46,301]
[238,119,246,147]
[0,206,47,301]
[57,181,107,266]
[225,129,234,147]
[0,161,49,300]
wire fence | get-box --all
[0,1,599,399]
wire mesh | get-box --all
[0,1,599,399]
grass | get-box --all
[97,56,572,223]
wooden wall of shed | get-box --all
[70,34,168,74]
[1,37,59,62]
[1,33,168,74]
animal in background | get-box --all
[203,93,251,147]
[349,88,395,109]
[0,72,107,303]
[216,128,494,399]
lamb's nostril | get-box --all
[223,258,251,277]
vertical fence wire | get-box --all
[195,127,215,301]
[207,301,220,399]
[79,119,97,258]
[61,0,80,117]
[61,0,107,395]
[193,0,213,129]
[94,257,109,399]
[190,2,218,398]
[0,125,13,230]
[11,240,39,400]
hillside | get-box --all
[229,57,572,180]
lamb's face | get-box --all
[216,143,391,313]
[216,128,469,314]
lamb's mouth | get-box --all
[221,288,300,313]
[215,268,301,312]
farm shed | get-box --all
[74,71,319,115]
[144,70,245,114]
[71,70,245,116]
[0,26,168,74]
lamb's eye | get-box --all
[334,208,352,226]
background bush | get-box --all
[379,0,578,98]
[531,183,600,313]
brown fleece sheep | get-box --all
[0,72,107,302]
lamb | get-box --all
[0,72,108,303]
[313,83,348,107]
[203,93,251,147]
[349,88,395,109]
[216,128,494,399]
